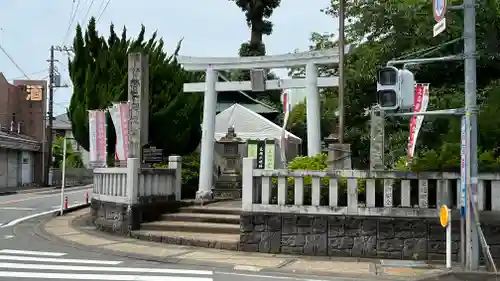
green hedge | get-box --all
[153,152,199,199]
[268,154,366,206]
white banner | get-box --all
[89,110,107,167]
[109,103,130,161]
[88,110,97,163]
[407,83,430,166]
[280,89,292,166]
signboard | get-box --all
[265,140,275,170]
[25,85,43,101]
[142,146,164,164]
[433,18,446,37]
[256,140,265,169]
[460,115,467,216]
[432,0,447,36]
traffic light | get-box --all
[376,66,415,110]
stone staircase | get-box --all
[131,201,241,250]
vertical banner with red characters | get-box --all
[407,83,430,166]
[88,110,107,168]
[109,103,130,165]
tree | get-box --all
[52,137,84,169]
[67,17,203,158]
[229,0,282,109]
[303,0,500,170]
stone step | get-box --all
[140,220,241,234]
[161,212,240,224]
[179,206,241,216]
[131,230,239,251]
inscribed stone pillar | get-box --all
[127,53,149,163]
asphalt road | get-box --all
[0,187,90,227]
[0,188,352,281]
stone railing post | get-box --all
[126,158,140,205]
[242,157,256,211]
[168,155,182,200]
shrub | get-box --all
[269,154,365,205]
[153,152,200,199]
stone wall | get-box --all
[240,212,500,261]
[91,195,189,235]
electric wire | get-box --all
[0,43,29,79]
[81,0,96,26]
[96,0,111,22]
[395,37,463,60]
[62,0,82,45]
[7,69,48,81]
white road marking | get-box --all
[0,271,212,281]
[0,207,35,211]
[233,265,262,272]
[1,203,89,228]
[0,262,213,275]
[1,235,13,239]
[0,255,122,265]
[0,249,67,257]
[0,209,57,228]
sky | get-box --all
[0,0,337,116]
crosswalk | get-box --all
[0,249,214,281]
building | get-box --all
[52,113,89,167]
[0,73,47,187]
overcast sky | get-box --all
[0,0,336,115]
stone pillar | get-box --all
[306,62,321,156]
[369,107,385,171]
[325,135,352,170]
[197,68,218,200]
[214,127,245,199]
[127,53,149,162]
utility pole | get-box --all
[46,46,55,186]
[46,45,73,186]
[338,0,345,143]
[463,0,479,271]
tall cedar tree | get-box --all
[67,17,203,158]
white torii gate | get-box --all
[177,49,343,200]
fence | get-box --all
[92,156,182,204]
[49,168,93,187]
[241,158,500,217]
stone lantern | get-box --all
[214,126,245,199]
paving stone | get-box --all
[103,242,189,257]
[283,260,373,274]
[177,250,286,267]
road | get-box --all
[0,188,349,281]
[0,186,90,227]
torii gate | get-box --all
[177,49,343,200]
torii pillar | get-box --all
[177,49,342,200]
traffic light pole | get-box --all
[380,0,480,270]
[463,0,479,270]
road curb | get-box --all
[30,210,431,281]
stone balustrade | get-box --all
[90,156,182,233]
[242,158,500,216]
[240,157,500,261]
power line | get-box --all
[97,0,111,22]
[81,0,96,25]
[0,42,29,79]
[7,69,48,81]
[62,0,81,45]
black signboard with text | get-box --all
[256,140,266,169]
[142,146,164,164]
